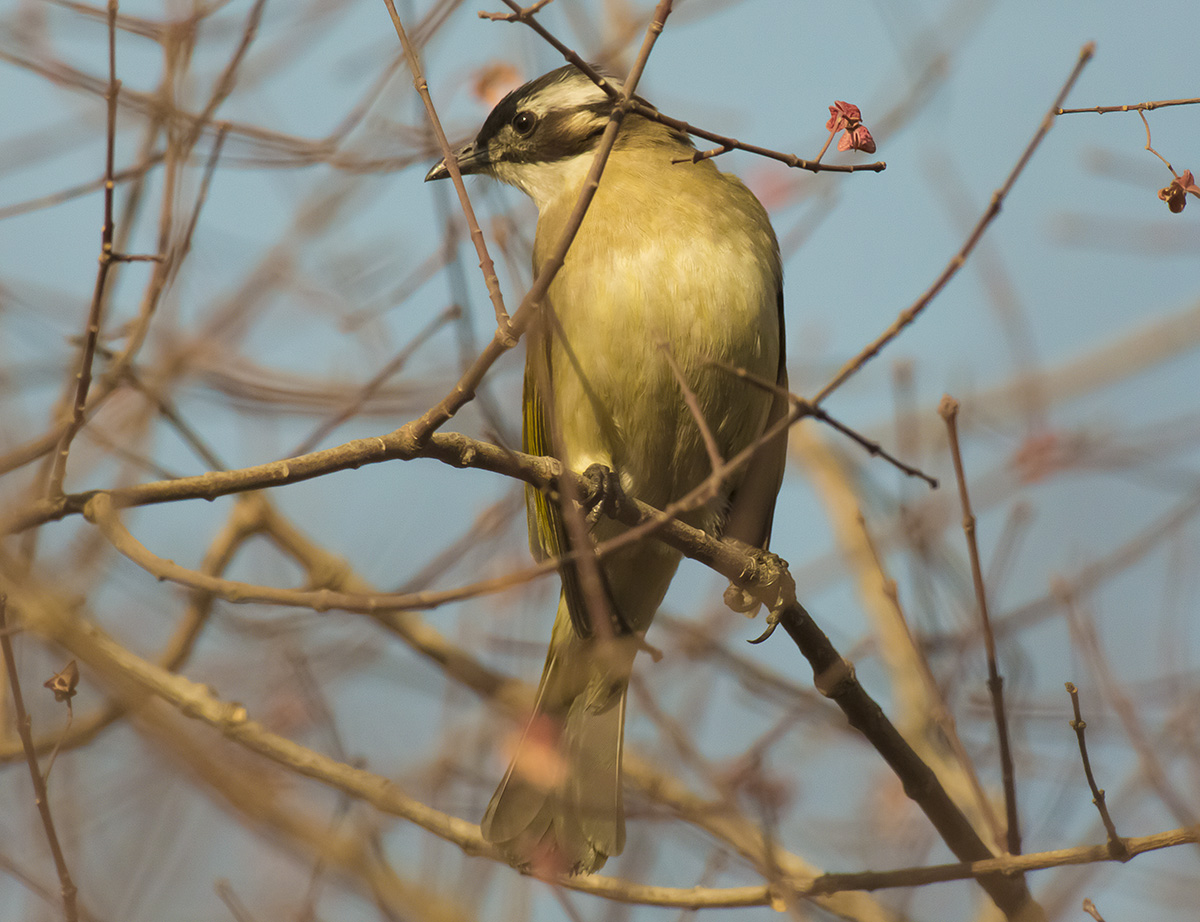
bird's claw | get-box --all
[747,612,780,645]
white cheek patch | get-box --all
[496,152,597,212]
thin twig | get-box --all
[185,0,267,148]
[813,405,936,488]
[487,0,624,99]
[382,0,510,330]
[659,342,724,476]
[809,125,839,166]
[97,0,261,383]
[0,597,79,922]
[1064,682,1129,860]
[481,0,556,20]
[939,394,1021,856]
[674,143,730,165]
[172,121,229,279]
[705,357,937,487]
[46,0,122,498]
[632,101,885,175]
[121,368,228,471]
[814,42,1096,406]
[10,8,238,493]
[803,826,1188,895]
[1056,579,1200,835]
[1056,97,1200,115]
[1137,110,1176,174]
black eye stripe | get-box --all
[499,109,606,163]
[478,87,613,140]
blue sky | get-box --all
[2,1,1199,919]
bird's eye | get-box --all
[512,111,537,136]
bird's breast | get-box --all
[531,155,781,517]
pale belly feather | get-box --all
[539,158,780,524]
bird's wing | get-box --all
[523,353,559,563]
[722,286,789,551]
[524,342,606,638]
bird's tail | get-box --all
[481,598,633,875]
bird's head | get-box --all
[425,66,619,184]
[425,66,687,208]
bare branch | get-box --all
[45,1,122,499]
[1056,97,1200,115]
[939,394,1021,856]
[0,596,79,922]
[382,0,511,329]
[1064,682,1130,861]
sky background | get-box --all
[2,0,1199,920]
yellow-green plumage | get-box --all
[428,66,787,874]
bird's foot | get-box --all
[717,545,798,645]
[580,463,622,526]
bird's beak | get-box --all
[424,141,490,182]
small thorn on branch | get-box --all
[673,144,732,165]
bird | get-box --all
[425,64,788,874]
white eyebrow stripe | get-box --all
[523,75,618,118]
